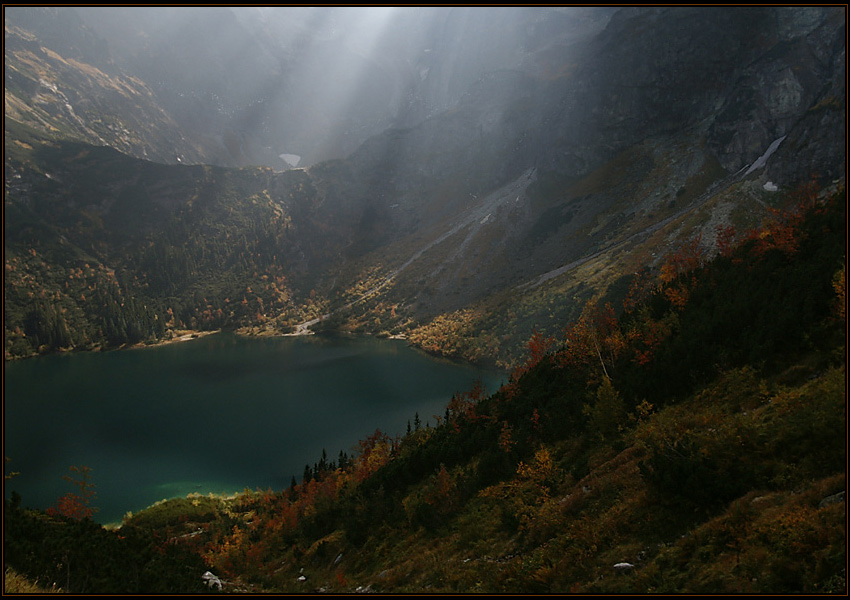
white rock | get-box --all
[613,562,635,573]
[202,571,222,590]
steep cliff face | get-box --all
[704,7,846,181]
[350,6,845,191]
[326,7,844,310]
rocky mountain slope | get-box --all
[4,6,845,365]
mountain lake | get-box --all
[4,331,505,525]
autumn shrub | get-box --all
[402,464,459,532]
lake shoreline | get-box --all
[5,323,499,373]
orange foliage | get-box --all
[627,317,674,366]
[715,224,737,258]
[654,234,707,312]
[744,178,821,259]
[498,421,516,453]
[530,408,541,432]
[623,270,654,314]
[659,234,706,285]
[501,329,557,402]
[833,264,846,321]
[526,328,557,370]
[664,283,691,310]
[517,329,555,375]
[446,379,490,428]
[47,492,95,521]
[353,429,393,482]
[424,464,455,508]
[516,447,555,500]
[46,465,97,521]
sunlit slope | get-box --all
[4,10,207,165]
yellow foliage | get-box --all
[517,447,555,499]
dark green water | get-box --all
[4,332,504,524]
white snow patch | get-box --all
[763,181,779,192]
[279,154,301,168]
[745,136,786,175]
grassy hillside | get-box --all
[5,188,844,594]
